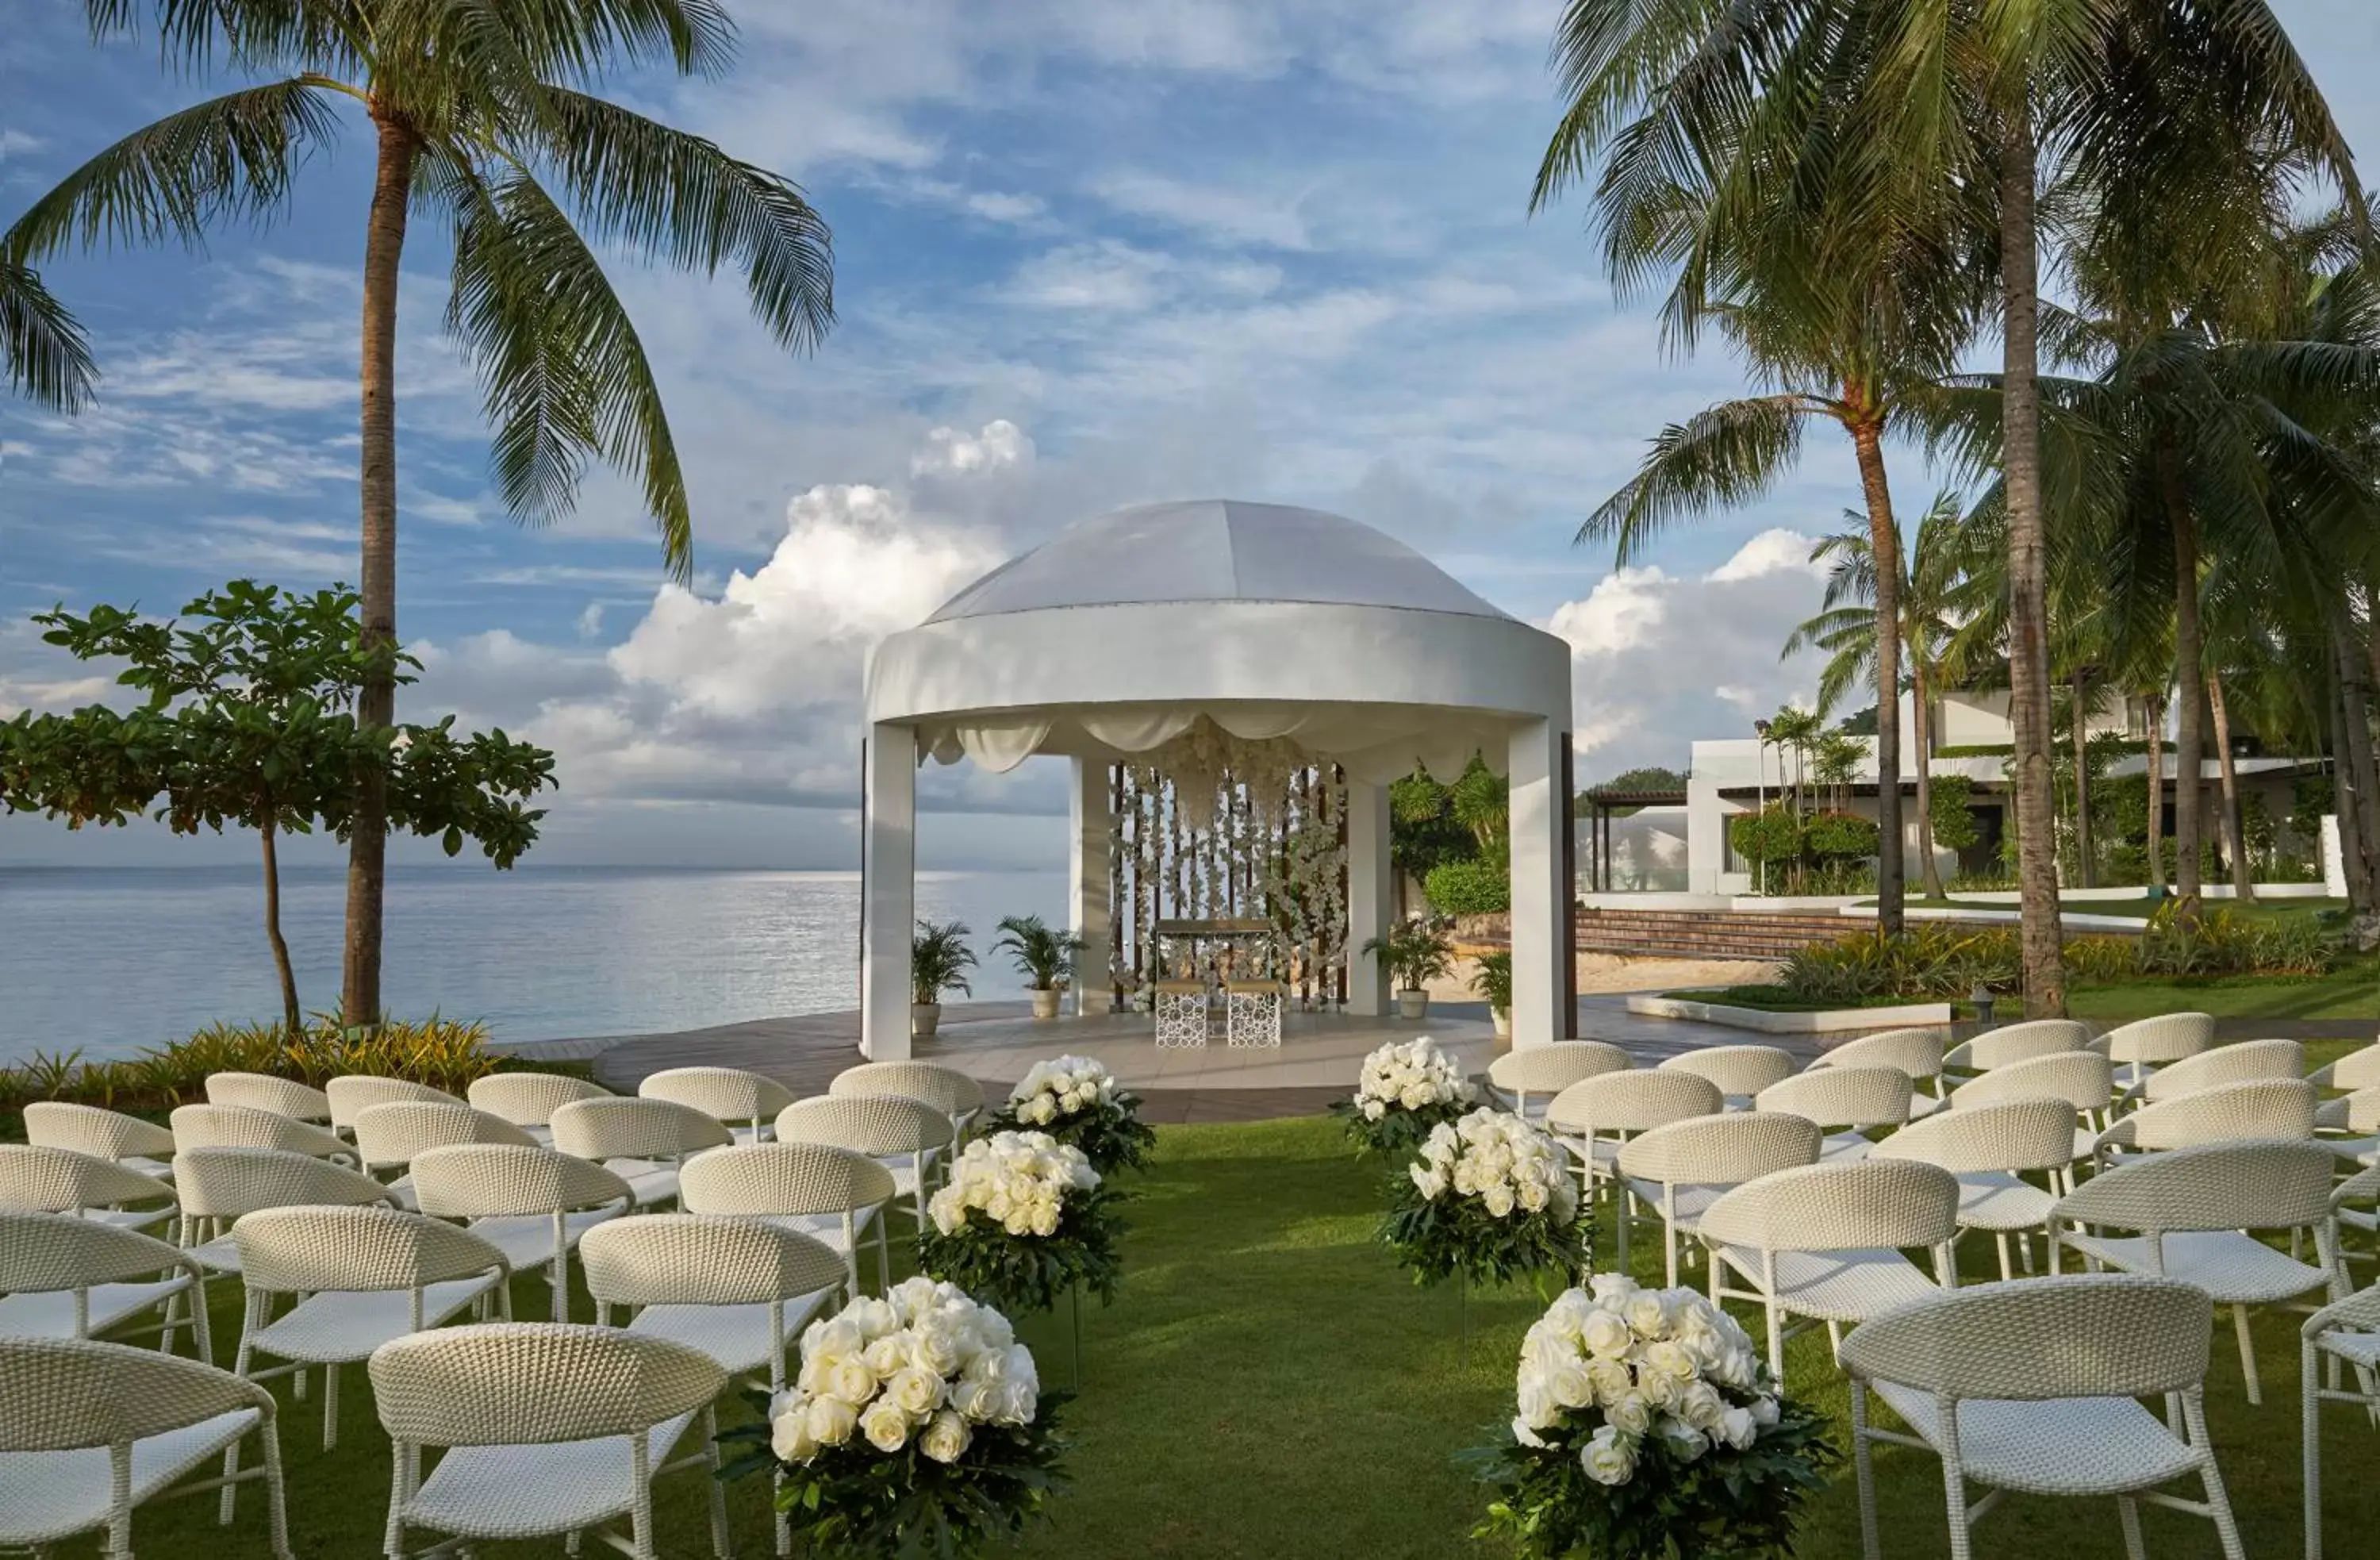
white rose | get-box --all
[1401,1083,1432,1110]
[1622,1289,1672,1339]
[1676,1381,1727,1433]
[1585,1359,1633,1408]
[1581,1310,1633,1360]
[804,1316,863,1362]
[806,1394,858,1447]
[997,1374,1038,1425]
[1511,1415,1547,1449]
[1712,1346,1757,1391]
[1637,1341,1697,1382]
[1030,1202,1061,1237]
[1411,1166,1448,1200]
[1718,1405,1760,1451]
[1580,1425,1637,1486]
[918,1408,973,1464]
[825,1357,877,1407]
[771,1400,820,1462]
[910,1315,968,1377]
[859,1397,912,1452]
[1749,1396,1781,1427]
[1362,1099,1386,1120]
[1515,1178,1549,1214]
[886,1366,945,1418]
[862,1335,908,1378]
[1605,1393,1653,1436]
[846,1297,900,1341]
[1633,1364,1683,1410]
[1657,1416,1707,1463]
[953,1373,1002,1422]
[1545,1361,1595,1411]
[1588,1274,1639,1308]
[1515,1374,1560,1431]
[1481,1183,1515,1219]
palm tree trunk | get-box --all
[2208,670,2251,899]
[1850,418,1904,933]
[2332,658,2378,927]
[2071,671,2094,889]
[1998,102,2064,1016]
[2337,619,2380,911]
[342,110,418,1028]
[261,818,301,1032]
[2155,429,2205,907]
[2143,692,2165,892]
[1912,659,1944,898]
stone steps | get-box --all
[1572,908,1858,962]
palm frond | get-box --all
[0,259,99,413]
[1580,393,1811,561]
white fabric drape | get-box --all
[919,701,1510,781]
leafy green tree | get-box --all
[5,1,836,1023]
[0,582,555,1028]
[1,257,94,410]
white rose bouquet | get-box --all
[1332,1036,1478,1155]
[720,1278,1070,1558]
[1381,1107,1583,1289]
[1463,1276,1834,1559]
[915,1130,1127,1316]
[985,1055,1157,1176]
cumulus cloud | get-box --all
[911,419,1035,479]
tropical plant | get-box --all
[1781,925,2022,1004]
[1928,774,1980,858]
[1363,919,1456,993]
[992,915,1084,993]
[0,257,95,410]
[1424,857,1510,917]
[1802,811,1880,863]
[912,920,977,1008]
[1468,950,1514,1015]
[1727,808,1799,895]
[5,1,837,1025]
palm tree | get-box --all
[1,258,95,411]
[6,2,835,1022]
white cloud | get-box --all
[1706,526,1829,583]
[911,419,1034,479]
[1088,169,1311,249]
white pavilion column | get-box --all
[1346,780,1391,1016]
[1069,758,1111,1016]
[861,722,916,1061]
[1507,718,1568,1050]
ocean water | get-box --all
[0,865,1066,1064]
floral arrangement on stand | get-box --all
[720,1278,1070,1560]
[1332,1036,1479,1155]
[1462,1277,1835,1560]
[985,1055,1157,1177]
[1381,1107,1582,1289]
[916,1131,1127,1319]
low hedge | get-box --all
[1424,856,1510,915]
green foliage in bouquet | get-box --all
[914,1132,1129,1315]
[1381,1109,1583,1290]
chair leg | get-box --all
[260,1419,293,1560]
[2233,1304,2262,1405]
[1940,1466,1973,1560]
[2118,1497,2146,1560]
[1994,1233,2013,1283]
[2184,1390,2247,1560]
[2305,1337,2324,1560]
[704,1405,731,1558]
[323,1361,340,1450]
[1849,1379,1882,1560]
[551,1253,569,1324]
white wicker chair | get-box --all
[2305,1041,2380,1095]
[369,1322,729,1560]
[2112,1037,2304,1114]
[551,1097,733,1209]
[2301,1270,2380,1560]
[1656,1045,1796,1109]
[2051,1139,2344,1404]
[326,1075,462,1136]
[679,1142,898,1297]
[1806,1027,1948,1117]
[0,1211,212,1364]
[1948,1050,2115,1162]
[640,1066,799,1145]
[776,1094,956,1225]
[2090,1078,2317,1165]
[0,1143,177,1233]
[23,1101,179,1178]
[1940,1018,2089,1077]
[351,1100,538,1205]
[171,1147,398,1274]
[171,1103,354,1167]
[1545,1070,1723,1270]
[2090,1012,2216,1089]
[1871,1098,2079,1279]
[2317,1087,2380,1174]
[0,1336,291,1559]
[409,1143,634,1323]
[1839,1274,2243,1560]
[1614,1112,1821,1288]
[468,1070,614,1144]
[202,1072,331,1123]
[1754,1066,1915,1162]
[1699,1158,1961,1378]
[228,1204,510,1450]
[1484,1040,1633,1120]
[831,1062,987,1139]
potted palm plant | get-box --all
[1364,918,1456,1020]
[994,913,1085,1020]
[1471,949,1514,1040]
[912,920,977,1039]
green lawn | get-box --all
[77,1113,2380,1558]
[1893,894,2351,925]
[2067,967,2380,1024]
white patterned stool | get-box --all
[1154,981,1210,1047]
[1224,981,1284,1048]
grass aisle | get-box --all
[121,1112,2380,1556]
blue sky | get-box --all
[3,0,2376,870]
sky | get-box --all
[2,0,2376,871]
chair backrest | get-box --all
[22,1102,177,1162]
[2092,1012,2216,1067]
[550,1097,734,1163]
[0,1210,192,1296]
[1948,1050,2113,1113]
[2308,1043,2380,1093]
[1806,1027,1944,1082]
[1614,1112,1821,1187]
[326,1074,462,1133]
[1546,1070,1723,1136]
[1488,1041,1633,1095]
[678,1142,896,1219]
[468,1070,613,1128]
[0,1144,175,1216]
[579,1213,846,1309]
[775,1095,955,1160]
[1944,1018,2090,1072]
[829,1062,985,1121]
[2134,1038,2304,1104]
[639,1066,798,1132]
[1839,1274,2212,1401]
[370,1323,724,1448]
[1871,1097,2079,1175]
[410,1143,634,1220]
[1656,1045,1796,1099]
[351,1101,536,1174]
[0,1336,274,1454]
[1699,1158,1961,1253]
[1753,1067,1914,1132]
[2317,1086,2380,1136]
[2054,1139,2337,1236]
[170,1102,352,1161]
[171,1147,396,1221]
[2094,1078,2317,1153]
[231,1203,509,1294]
[202,1071,331,1122]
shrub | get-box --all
[1425,856,1511,915]
[1781,925,2021,1004]
[2061,935,2137,983]
[2,1014,508,1116]
[1802,810,1879,861]
[1728,807,1799,890]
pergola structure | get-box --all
[858,500,1577,1060]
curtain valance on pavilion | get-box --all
[918,701,1510,786]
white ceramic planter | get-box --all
[1030,988,1061,1020]
[1491,1005,1511,1039]
[912,1001,942,1039]
[1397,989,1430,1020]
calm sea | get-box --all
[0,865,1066,1065]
